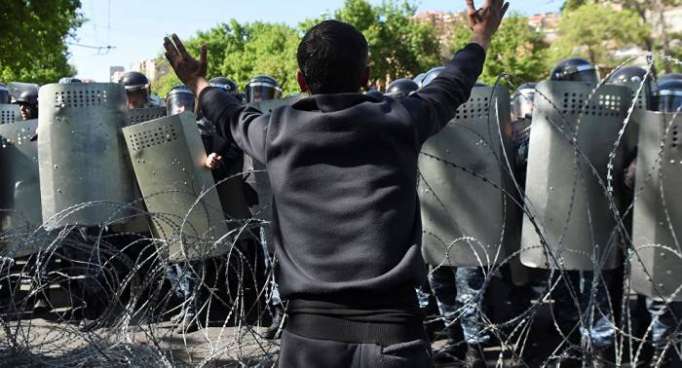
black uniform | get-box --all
[199,43,485,367]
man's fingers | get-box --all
[501,2,510,17]
[465,0,477,14]
[172,34,190,58]
[163,37,179,60]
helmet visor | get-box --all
[248,84,280,103]
[166,93,195,116]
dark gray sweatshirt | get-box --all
[199,43,486,310]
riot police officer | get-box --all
[541,58,617,367]
[243,75,286,339]
[418,65,491,368]
[160,84,203,332]
[245,75,281,104]
[196,77,265,332]
[624,75,682,367]
[386,79,419,98]
[10,83,39,120]
[118,71,153,109]
[510,82,536,187]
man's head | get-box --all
[297,20,369,95]
[118,71,150,109]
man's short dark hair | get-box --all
[297,20,369,94]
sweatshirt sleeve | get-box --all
[404,43,486,145]
[198,87,270,164]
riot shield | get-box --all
[617,79,651,160]
[122,112,228,262]
[127,106,167,126]
[631,111,682,301]
[0,120,44,257]
[419,86,523,268]
[38,83,138,228]
[0,104,20,124]
[521,81,630,271]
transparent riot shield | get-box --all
[631,111,682,301]
[122,112,228,262]
[0,120,45,257]
[521,81,630,271]
[0,104,20,125]
[38,83,138,228]
[419,86,522,268]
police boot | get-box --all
[262,303,285,340]
[464,344,487,368]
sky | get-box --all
[69,0,563,81]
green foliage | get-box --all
[450,14,550,85]
[550,3,650,66]
[332,0,441,87]
[154,20,300,97]
[562,0,588,11]
[0,0,83,84]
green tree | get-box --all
[310,0,441,88]
[562,0,588,11]
[450,14,549,85]
[0,0,83,84]
[154,21,300,97]
[595,0,682,72]
[550,3,650,67]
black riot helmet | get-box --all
[606,66,656,110]
[657,78,682,113]
[386,78,419,98]
[0,84,9,104]
[245,75,281,103]
[209,77,238,94]
[9,82,39,120]
[511,83,537,122]
[550,58,599,84]
[165,85,195,116]
[9,82,39,106]
[118,71,150,92]
[422,66,446,87]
